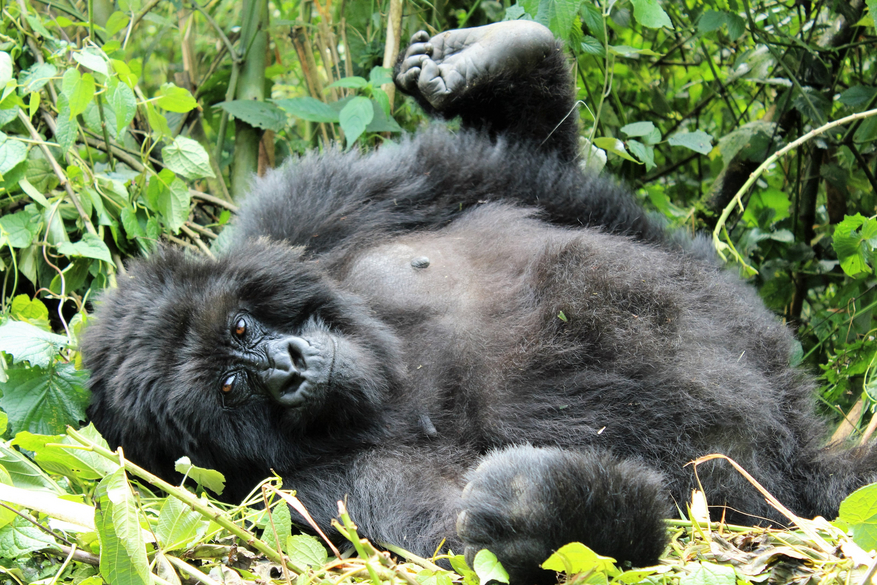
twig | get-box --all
[713,107,877,270]
[64,427,308,575]
[180,224,214,257]
[131,0,163,32]
[190,190,238,211]
[17,110,98,237]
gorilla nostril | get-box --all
[288,340,307,373]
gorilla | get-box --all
[82,21,877,584]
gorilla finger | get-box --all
[397,66,421,90]
[408,30,429,44]
[400,53,429,71]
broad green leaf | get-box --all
[145,102,173,138]
[261,499,291,553]
[156,83,198,113]
[326,76,368,89]
[839,483,877,551]
[840,85,877,108]
[669,130,714,154]
[833,214,877,277]
[287,534,328,567]
[174,456,226,494]
[105,12,131,36]
[216,100,287,131]
[0,131,27,176]
[57,233,115,264]
[10,295,49,325]
[593,137,638,162]
[83,100,118,140]
[580,2,605,43]
[449,554,479,585]
[18,63,56,94]
[580,36,605,56]
[121,207,146,238]
[24,159,57,194]
[630,0,673,28]
[0,53,11,89]
[371,87,391,117]
[0,364,90,435]
[339,96,373,147]
[718,121,775,162]
[473,550,509,585]
[61,69,95,119]
[156,496,209,552]
[156,177,191,233]
[416,570,454,585]
[0,443,62,492]
[108,77,136,135]
[697,10,728,33]
[0,321,67,367]
[742,188,791,227]
[369,66,394,86]
[163,136,214,180]
[95,469,151,585]
[275,97,339,123]
[627,140,656,171]
[72,48,109,76]
[110,59,138,88]
[54,103,77,151]
[679,562,736,585]
[620,121,656,137]
[0,516,58,558]
[12,425,118,480]
[541,542,618,576]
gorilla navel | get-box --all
[411,256,430,269]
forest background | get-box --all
[0,0,876,582]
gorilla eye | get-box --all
[221,374,236,394]
[233,318,247,339]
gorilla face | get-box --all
[83,241,402,497]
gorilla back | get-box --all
[82,20,877,585]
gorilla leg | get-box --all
[457,446,670,584]
[394,22,580,161]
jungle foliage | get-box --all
[0,0,876,581]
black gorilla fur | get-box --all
[83,21,877,584]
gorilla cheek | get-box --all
[259,335,335,407]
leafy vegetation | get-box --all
[0,0,876,581]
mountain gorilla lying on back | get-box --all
[83,21,877,584]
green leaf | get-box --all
[718,121,775,162]
[145,102,173,138]
[326,76,368,89]
[61,69,95,119]
[580,2,605,43]
[840,483,877,551]
[156,496,209,552]
[0,210,38,249]
[679,562,737,585]
[10,295,49,325]
[18,63,57,94]
[627,140,656,171]
[261,500,291,553]
[174,456,226,494]
[12,426,118,480]
[156,177,191,233]
[371,87,391,117]
[0,131,27,176]
[274,97,339,123]
[449,554,479,585]
[0,443,62,492]
[339,96,374,147]
[369,66,394,87]
[669,130,713,154]
[833,214,877,277]
[541,542,618,576]
[620,121,656,137]
[105,12,131,36]
[95,469,151,585]
[156,83,198,113]
[0,364,90,435]
[0,321,67,367]
[593,137,638,162]
[108,77,136,135]
[0,516,58,558]
[0,52,11,89]
[840,85,877,108]
[580,36,605,56]
[57,233,115,264]
[473,550,509,585]
[72,48,109,76]
[163,136,215,180]
[216,100,287,131]
[630,0,673,28]
[286,534,329,567]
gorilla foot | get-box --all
[395,21,556,111]
[457,445,670,585]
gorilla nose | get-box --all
[262,337,310,407]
